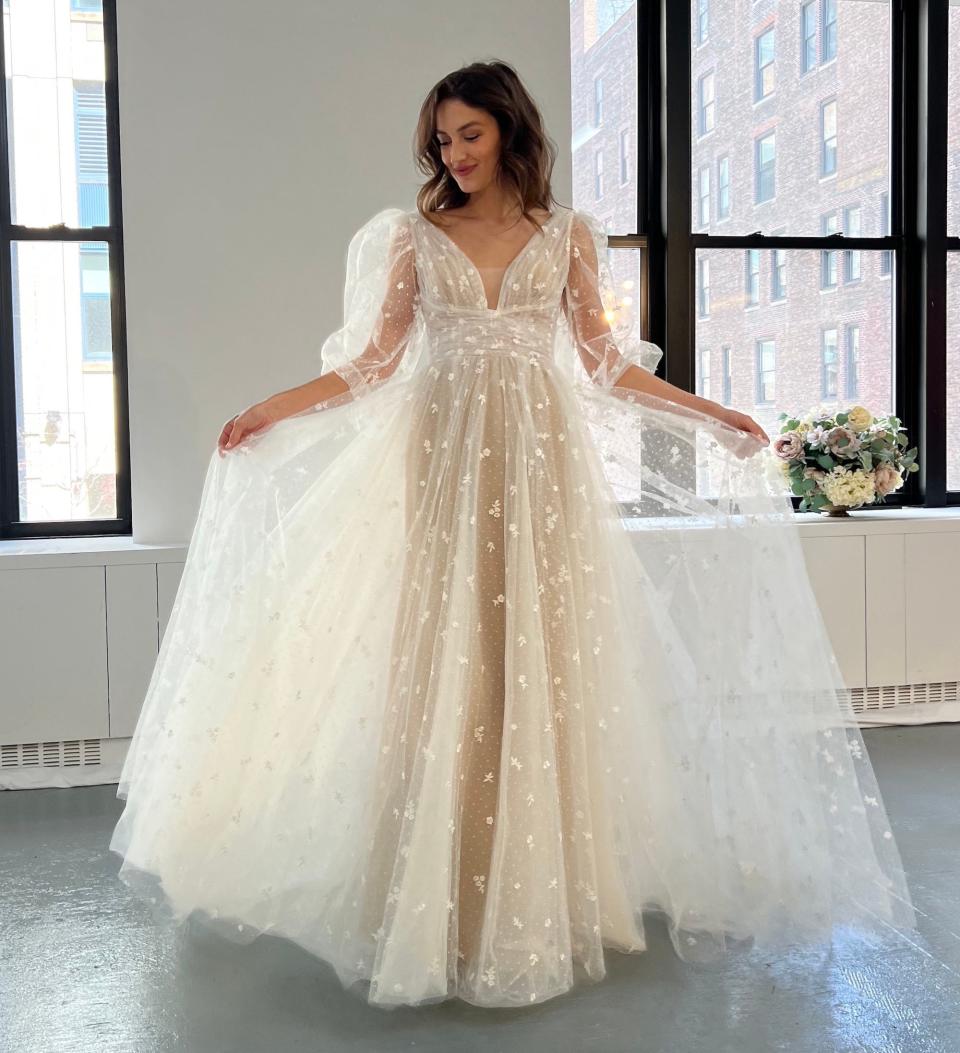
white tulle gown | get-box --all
[109,204,918,1009]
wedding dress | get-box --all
[109,204,918,1009]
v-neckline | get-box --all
[419,209,557,312]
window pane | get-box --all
[691,0,890,236]
[571,0,639,234]
[695,248,893,441]
[4,0,110,227]
[948,255,960,490]
[12,240,118,522]
[950,2,960,236]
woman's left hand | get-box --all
[714,406,770,445]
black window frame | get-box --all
[0,0,131,539]
[641,0,953,510]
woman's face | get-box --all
[434,98,502,194]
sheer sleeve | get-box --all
[318,207,420,400]
[562,210,663,389]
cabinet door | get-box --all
[106,563,162,739]
[157,562,185,642]
[906,532,960,683]
[800,536,867,689]
[0,566,108,742]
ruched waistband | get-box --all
[422,302,560,363]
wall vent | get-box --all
[0,739,102,769]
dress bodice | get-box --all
[408,208,575,368]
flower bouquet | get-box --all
[771,405,919,515]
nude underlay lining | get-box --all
[477,264,506,309]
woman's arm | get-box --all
[220,215,419,452]
[603,361,769,443]
[562,214,768,444]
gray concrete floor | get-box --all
[1,724,958,1053]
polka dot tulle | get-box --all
[110,204,918,1010]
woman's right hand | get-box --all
[217,401,278,457]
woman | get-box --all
[110,60,917,1010]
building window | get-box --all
[594,149,603,199]
[844,205,861,281]
[845,325,860,398]
[801,1,817,74]
[821,0,837,63]
[717,156,730,219]
[755,132,775,203]
[745,248,761,306]
[879,190,892,276]
[80,247,111,361]
[594,76,603,125]
[756,339,776,403]
[821,328,839,398]
[696,0,708,45]
[722,345,732,405]
[820,99,837,177]
[698,165,711,226]
[755,27,775,101]
[821,212,839,288]
[74,81,108,225]
[619,128,629,185]
[771,247,787,300]
[698,347,711,398]
[697,257,711,318]
[697,72,715,136]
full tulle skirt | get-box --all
[110,350,917,1008]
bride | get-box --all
[109,59,917,1010]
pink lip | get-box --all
[455,165,477,176]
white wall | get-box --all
[116,0,573,543]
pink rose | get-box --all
[773,432,805,460]
[874,463,903,496]
[825,425,862,458]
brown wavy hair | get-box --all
[412,60,564,236]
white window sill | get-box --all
[0,535,188,570]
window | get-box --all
[721,346,732,405]
[698,72,715,136]
[820,99,837,177]
[717,156,730,219]
[879,191,892,276]
[619,128,630,185]
[771,247,787,300]
[755,27,775,101]
[821,211,839,287]
[821,328,839,398]
[2,0,129,536]
[821,0,838,63]
[698,165,711,226]
[594,76,604,125]
[756,339,776,403]
[594,149,604,199]
[755,132,775,202]
[845,325,860,398]
[801,2,817,74]
[74,81,108,225]
[745,248,761,305]
[698,257,711,317]
[696,0,708,45]
[844,205,861,281]
[698,347,711,398]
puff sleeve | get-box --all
[562,209,663,389]
[318,207,420,400]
